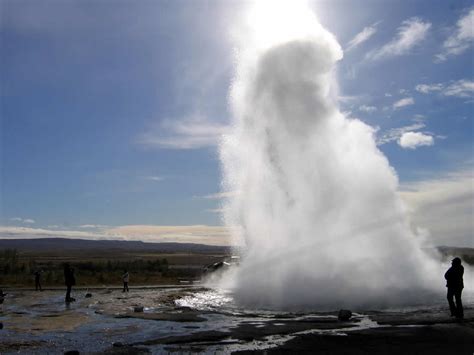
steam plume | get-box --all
[220,2,440,309]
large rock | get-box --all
[338,309,352,321]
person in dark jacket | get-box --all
[64,263,76,303]
[444,257,464,319]
[34,270,42,291]
[122,270,129,292]
[0,289,6,305]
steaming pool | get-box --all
[0,286,472,354]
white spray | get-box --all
[219,2,441,310]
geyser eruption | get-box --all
[220,1,439,309]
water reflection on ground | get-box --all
[0,287,472,354]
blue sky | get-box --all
[1,0,472,246]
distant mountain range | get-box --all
[0,238,232,254]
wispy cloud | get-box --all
[201,191,237,199]
[78,224,109,229]
[205,208,225,214]
[415,79,474,98]
[105,225,232,246]
[399,170,474,246]
[144,176,165,182]
[0,226,104,239]
[10,217,35,224]
[415,83,443,94]
[359,105,377,113]
[435,8,474,62]
[137,115,230,150]
[0,225,234,246]
[393,97,414,109]
[367,17,431,60]
[398,131,434,149]
[444,80,474,98]
[346,23,378,51]
[377,122,425,145]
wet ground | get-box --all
[0,287,473,354]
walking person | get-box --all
[444,257,464,319]
[64,263,76,303]
[122,270,129,292]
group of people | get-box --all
[27,258,467,318]
[61,265,130,302]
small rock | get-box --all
[338,309,352,321]
[134,306,144,313]
[0,322,3,330]
[113,342,124,347]
[64,351,80,355]
[85,293,92,298]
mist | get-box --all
[219,2,442,310]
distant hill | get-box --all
[0,238,232,254]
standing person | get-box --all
[34,270,43,291]
[122,270,129,292]
[64,263,76,302]
[444,257,464,319]
[0,289,6,305]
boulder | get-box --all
[85,293,92,298]
[134,306,144,313]
[338,309,352,321]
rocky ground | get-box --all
[0,287,472,354]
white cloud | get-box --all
[10,217,35,224]
[377,122,425,145]
[359,105,377,113]
[399,170,474,247]
[444,79,474,98]
[398,131,434,149]
[78,224,108,229]
[337,95,365,103]
[137,115,230,150]
[393,97,414,109]
[346,23,378,51]
[0,225,234,246]
[144,176,165,182]
[435,8,474,62]
[367,17,431,60]
[415,79,474,98]
[205,208,225,214]
[415,83,443,94]
[201,191,237,199]
[104,225,232,246]
[0,226,105,239]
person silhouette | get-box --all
[122,270,129,292]
[64,263,76,303]
[444,257,464,319]
[34,270,42,291]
